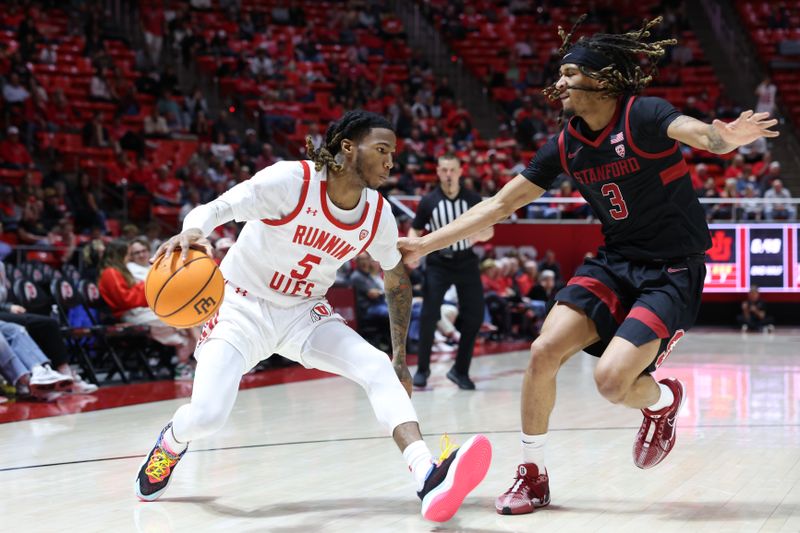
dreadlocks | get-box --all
[305,110,394,173]
[543,15,677,101]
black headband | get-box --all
[560,45,614,71]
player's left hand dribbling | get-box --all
[151,228,213,263]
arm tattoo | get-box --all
[706,125,735,154]
[383,261,412,361]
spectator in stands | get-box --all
[538,250,561,283]
[764,179,795,221]
[0,261,96,393]
[0,186,23,232]
[82,112,111,148]
[724,154,746,181]
[738,136,768,163]
[16,199,49,246]
[142,4,165,64]
[712,178,739,220]
[349,253,390,347]
[529,269,558,311]
[90,68,117,102]
[250,44,275,78]
[157,88,184,132]
[0,323,71,400]
[126,237,152,282]
[69,172,106,234]
[183,87,208,131]
[210,132,234,163]
[740,184,763,221]
[49,89,78,131]
[149,165,182,206]
[755,77,777,116]
[98,239,196,380]
[179,187,202,225]
[0,221,10,261]
[144,107,170,137]
[0,126,33,169]
[761,161,783,190]
[738,286,774,333]
[2,72,29,106]
[480,258,512,337]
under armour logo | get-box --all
[306,207,318,216]
[193,296,217,315]
[234,286,248,297]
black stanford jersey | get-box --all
[523,95,711,261]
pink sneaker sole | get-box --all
[421,435,493,522]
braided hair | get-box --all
[305,110,393,173]
[543,15,676,101]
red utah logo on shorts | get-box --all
[359,229,369,241]
[310,303,332,322]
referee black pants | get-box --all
[0,311,69,368]
[417,254,484,376]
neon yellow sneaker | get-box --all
[135,423,186,501]
[417,434,492,522]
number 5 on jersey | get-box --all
[291,253,321,279]
[269,253,321,296]
[601,183,629,220]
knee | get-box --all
[3,323,26,338]
[527,338,563,378]
[593,364,628,404]
[188,405,229,437]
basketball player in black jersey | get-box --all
[399,16,779,515]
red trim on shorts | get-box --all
[568,276,626,323]
[659,159,689,186]
[359,194,384,254]
[319,180,371,230]
[567,97,622,148]
[624,96,680,159]
[261,161,311,226]
[628,306,670,339]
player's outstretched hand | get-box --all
[397,236,425,267]
[712,110,780,148]
[151,228,213,263]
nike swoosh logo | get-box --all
[667,267,688,273]
[567,147,582,159]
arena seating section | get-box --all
[736,1,800,128]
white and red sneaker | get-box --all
[495,463,550,515]
[417,434,492,522]
[633,377,685,469]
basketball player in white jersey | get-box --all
[134,111,492,523]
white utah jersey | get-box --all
[217,160,401,306]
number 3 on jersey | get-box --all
[601,183,629,220]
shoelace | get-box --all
[437,433,457,464]
[145,446,179,482]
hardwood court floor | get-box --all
[2,330,799,532]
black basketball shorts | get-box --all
[555,248,706,373]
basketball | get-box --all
[145,247,224,328]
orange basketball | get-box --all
[145,247,224,328]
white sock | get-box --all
[648,383,675,411]
[162,424,188,455]
[403,440,434,491]
[521,432,548,472]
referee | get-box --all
[410,153,493,390]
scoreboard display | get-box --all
[704,224,799,293]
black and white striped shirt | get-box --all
[412,187,482,252]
